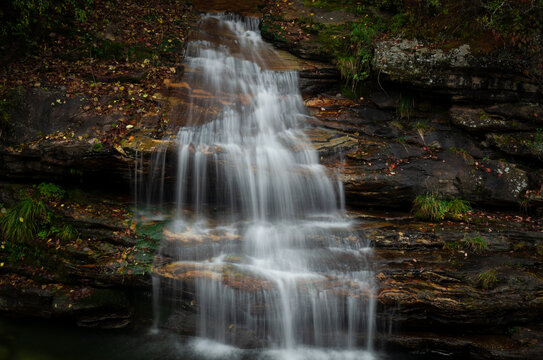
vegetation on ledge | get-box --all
[261,0,543,88]
[0,182,155,278]
[412,193,471,221]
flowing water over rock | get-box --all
[149,13,377,358]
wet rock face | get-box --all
[363,213,543,359]
[0,276,133,329]
[373,40,541,101]
[298,67,340,96]
[0,183,154,329]
[0,88,124,146]
[450,106,524,133]
[0,85,178,190]
[306,95,542,211]
[2,46,540,213]
[448,101,543,165]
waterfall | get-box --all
[150,13,377,358]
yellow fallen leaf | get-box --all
[114,145,127,157]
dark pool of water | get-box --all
[0,317,420,360]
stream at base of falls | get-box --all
[2,317,418,360]
[137,13,378,359]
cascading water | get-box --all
[150,13,377,359]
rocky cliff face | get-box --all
[1,1,543,358]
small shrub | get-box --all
[478,269,498,289]
[38,182,65,201]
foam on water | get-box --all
[259,347,377,360]
[188,338,243,359]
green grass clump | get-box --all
[413,194,471,221]
[58,224,78,241]
[317,18,382,88]
[0,198,47,243]
[478,269,498,289]
[38,182,66,201]
[93,143,103,152]
[447,198,472,220]
[444,233,489,254]
[0,186,81,266]
[465,234,489,253]
[413,194,448,221]
[397,93,414,119]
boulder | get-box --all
[373,40,541,101]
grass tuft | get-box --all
[59,224,78,241]
[413,194,448,221]
[444,233,489,254]
[0,198,47,243]
[38,182,66,201]
[465,234,489,253]
[478,269,498,289]
[446,198,472,220]
[397,93,414,119]
[413,194,472,221]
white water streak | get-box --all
[152,13,377,352]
